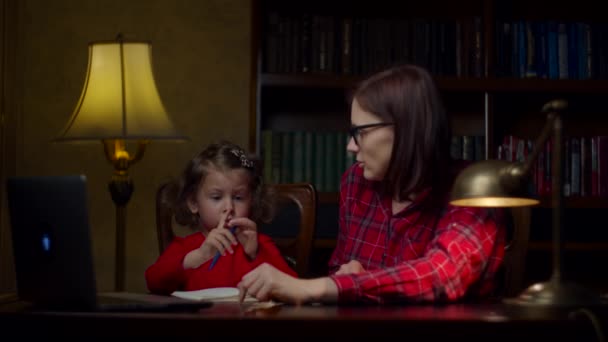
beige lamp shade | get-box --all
[56,40,186,141]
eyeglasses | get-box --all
[348,123,394,146]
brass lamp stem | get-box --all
[504,99,602,307]
[520,113,557,177]
[550,112,564,284]
[101,139,148,291]
[519,100,566,283]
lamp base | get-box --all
[504,279,604,308]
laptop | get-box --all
[6,174,212,312]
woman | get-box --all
[238,64,505,305]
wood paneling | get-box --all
[0,0,21,293]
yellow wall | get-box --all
[2,0,252,292]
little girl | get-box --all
[145,141,296,295]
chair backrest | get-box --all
[155,182,317,278]
[501,206,531,298]
[266,183,317,277]
[155,182,175,254]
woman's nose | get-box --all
[346,136,358,153]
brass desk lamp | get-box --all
[451,99,602,308]
[55,34,188,291]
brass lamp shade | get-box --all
[450,160,539,207]
[56,39,186,141]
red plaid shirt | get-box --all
[329,164,505,304]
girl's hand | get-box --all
[228,217,258,259]
[198,210,238,261]
[335,260,365,275]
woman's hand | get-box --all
[335,260,365,275]
[228,217,258,259]
[237,263,338,305]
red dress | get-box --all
[145,232,297,295]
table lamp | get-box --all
[450,99,602,308]
[55,34,188,291]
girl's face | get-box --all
[347,98,395,181]
[187,167,252,232]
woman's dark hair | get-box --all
[164,140,275,228]
[353,64,452,202]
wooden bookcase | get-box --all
[250,0,608,283]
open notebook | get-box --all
[171,287,285,311]
[171,287,258,303]
[6,175,212,312]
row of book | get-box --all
[498,135,608,197]
[264,10,608,80]
[261,130,488,193]
[264,12,483,77]
[495,21,608,80]
[261,130,355,193]
[261,130,608,197]
[451,135,486,162]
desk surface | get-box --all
[1,296,606,339]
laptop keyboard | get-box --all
[97,300,213,313]
[96,292,213,312]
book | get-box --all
[171,287,258,303]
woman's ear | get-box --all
[186,196,199,214]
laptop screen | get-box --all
[6,175,98,310]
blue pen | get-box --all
[208,226,237,270]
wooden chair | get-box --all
[265,183,317,277]
[155,181,176,254]
[501,207,531,298]
[155,182,317,278]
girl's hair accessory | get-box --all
[230,148,254,168]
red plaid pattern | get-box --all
[329,164,505,304]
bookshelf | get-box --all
[250,0,608,281]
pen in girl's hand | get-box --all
[208,226,237,270]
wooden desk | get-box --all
[0,300,606,340]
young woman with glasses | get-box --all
[237,64,506,305]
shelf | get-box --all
[318,192,339,204]
[261,74,608,93]
[317,192,608,208]
[261,73,361,89]
[439,78,608,93]
[528,241,608,252]
[311,239,608,252]
[313,238,337,249]
[536,197,608,209]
